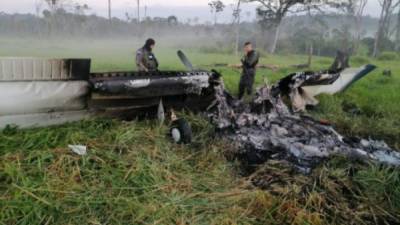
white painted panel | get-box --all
[0,81,90,116]
[303,66,366,97]
[0,110,89,129]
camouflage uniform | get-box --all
[136,47,159,72]
[239,50,259,99]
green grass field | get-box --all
[1,39,400,225]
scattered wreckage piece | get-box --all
[302,64,377,95]
[170,118,193,144]
[208,80,400,174]
[272,64,376,112]
[177,50,195,71]
[68,145,88,156]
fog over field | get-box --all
[0,0,383,22]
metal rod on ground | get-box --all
[157,98,165,125]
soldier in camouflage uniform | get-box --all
[238,42,260,100]
[136,38,159,72]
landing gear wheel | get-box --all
[170,118,192,144]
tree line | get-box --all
[0,0,399,57]
[224,0,400,57]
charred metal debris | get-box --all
[206,76,400,174]
[89,71,219,119]
[89,67,400,174]
[2,54,399,174]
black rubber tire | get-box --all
[170,118,192,144]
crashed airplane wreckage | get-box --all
[0,56,219,129]
[1,54,399,173]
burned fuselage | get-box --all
[0,56,221,128]
[89,70,220,119]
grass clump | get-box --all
[0,118,249,224]
[1,118,400,225]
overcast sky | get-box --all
[0,0,382,22]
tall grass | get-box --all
[1,38,399,224]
